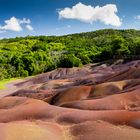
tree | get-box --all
[58,54,82,68]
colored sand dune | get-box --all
[0,60,140,140]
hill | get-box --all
[0,29,140,80]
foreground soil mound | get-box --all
[0,60,140,140]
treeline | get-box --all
[0,29,140,80]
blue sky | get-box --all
[0,0,140,38]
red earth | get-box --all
[0,60,140,140]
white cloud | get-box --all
[58,2,122,27]
[0,17,33,32]
[26,25,34,31]
[0,17,22,32]
[19,18,31,24]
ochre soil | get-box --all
[0,60,140,140]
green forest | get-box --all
[0,29,140,80]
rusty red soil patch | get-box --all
[0,60,140,140]
[50,85,92,106]
[69,121,140,140]
[1,120,140,140]
[61,88,140,110]
[0,97,140,129]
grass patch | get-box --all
[0,78,19,90]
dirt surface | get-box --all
[0,60,140,140]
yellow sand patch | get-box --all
[5,122,67,140]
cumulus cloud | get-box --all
[19,18,31,24]
[58,2,122,27]
[0,17,22,32]
[26,25,34,31]
[0,17,33,32]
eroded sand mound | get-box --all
[0,60,140,140]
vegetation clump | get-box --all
[0,29,140,80]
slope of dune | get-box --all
[0,60,140,140]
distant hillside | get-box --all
[0,29,140,80]
[70,29,140,37]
